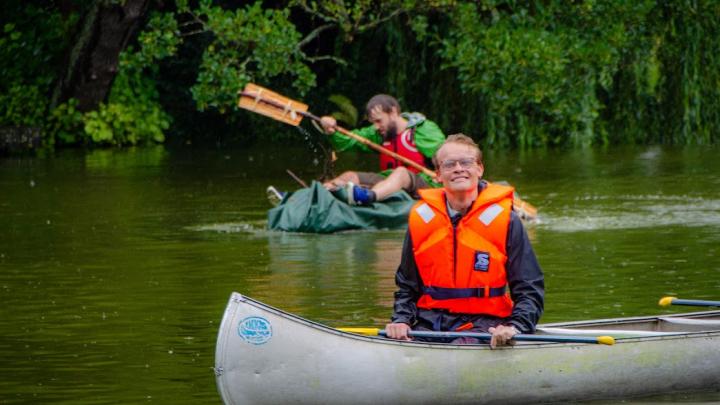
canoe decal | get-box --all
[237,316,273,345]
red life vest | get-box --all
[379,128,426,173]
[408,183,515,316]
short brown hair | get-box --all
[366,94,400,116]
[432,133,483,168]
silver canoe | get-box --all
[214,292,720,404]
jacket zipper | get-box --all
[452,219,458,284]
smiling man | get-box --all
[384,134,545,347]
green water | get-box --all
[1,145,719,403]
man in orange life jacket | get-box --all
[385,134,544,347]
[319,94,445,205]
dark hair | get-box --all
[365,94,401,116]
[432,133,483,168]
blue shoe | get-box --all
[345,182,374,205]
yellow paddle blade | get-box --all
[597,336,616,345]
[658,296,676,307]
[238,83,308,126]
[337,327,380,336]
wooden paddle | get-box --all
[337,327,615,345]
[237,83,538,218]
[238,83,436,178]
[659,296,720,307]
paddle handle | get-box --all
[338,327,614,345]
[334,127,437,178]
[398,330,614,345]
[659,297,720,307]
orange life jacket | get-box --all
[379,128,426,173]
[408,182,514,316]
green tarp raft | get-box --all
[267,181,416,233]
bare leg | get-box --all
[371,167,413,201]
[323,171,360,190]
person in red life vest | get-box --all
[384,134,544,347]
[319,94,445,205]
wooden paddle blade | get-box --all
[513,198,538,221]
[238,83,308,126]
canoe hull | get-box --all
[215,293,720,404]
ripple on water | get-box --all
[189,222,265,234]
[539,194,720,232]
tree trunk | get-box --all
[51,0,151,112]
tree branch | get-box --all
[355,8,405,33]
[297,23,335,49]
[304,54,347,65]
[180,29,206,37]
[293,0,338,24]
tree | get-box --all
[51,0,151,112]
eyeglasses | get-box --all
[439,157,477,170]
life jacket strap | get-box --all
[423,285,507,300]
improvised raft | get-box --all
[267,181,537,233]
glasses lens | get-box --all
[459,158,475,168]
[441,158,476,170]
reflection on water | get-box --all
[1,145,720,403]
[191,223,404,325]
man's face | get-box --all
[435,142,484,193]
[368,106,398,137]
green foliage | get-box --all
[46,100,84,146]
[2,0,720,151]
[133,12,181,65]
[439,1,655,147]
[187,1,315,112]
[653,0,720,145]
[0,6,75,129]
[78,44,172,146]
[83,102,168,145]
[0,84,46,127]
[328,94,358,127]
[43,11,176,147]
[291,0,455,41]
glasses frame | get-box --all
[439,157,478,171]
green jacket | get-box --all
[329,112,445,185]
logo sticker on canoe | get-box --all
[238,316,272,345]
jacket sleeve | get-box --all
[328,125,381,153]
[505,211,545,333]
[413,120,446,159]
[391,231,423,325]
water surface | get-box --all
[1,145,719,403]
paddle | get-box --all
[238,83,436,178]
[659,296,720,307]
[338,327,615,345]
